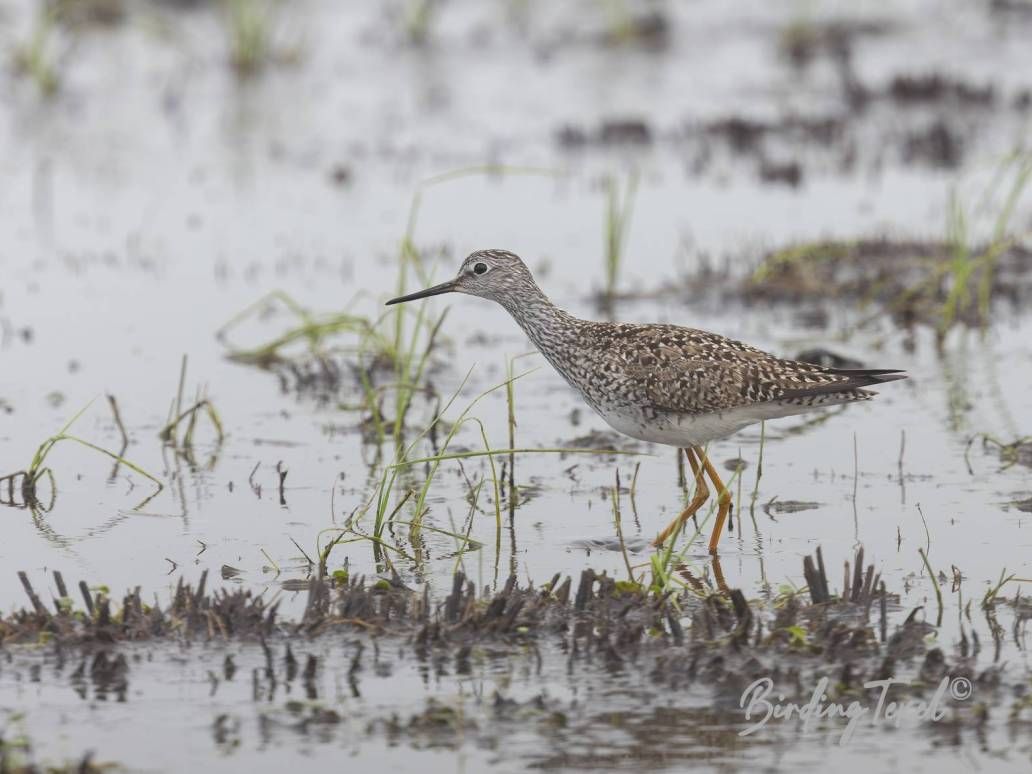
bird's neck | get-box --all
[496,285,580,352]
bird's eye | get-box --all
[473,262,489,275]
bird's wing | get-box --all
[603,325,905,415]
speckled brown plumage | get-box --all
[389,249,907,448]
[543,320,901,414]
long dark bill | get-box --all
[385,280,458,306]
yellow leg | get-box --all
[710,553,729,593]
[700,451,732,555]
[652,447,709,546]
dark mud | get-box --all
[664,238,1032,339]
[744,240,1032,327]
[563,58,1027,180]
[2,547,1025,771]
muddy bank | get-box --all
[742,239,1032,329]
[2,547,1028,771]
[647,234,1032,346]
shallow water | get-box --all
[2,630,1022,774]
[1,0,1031,771]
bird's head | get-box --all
[385,249,536,307]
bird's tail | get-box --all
[781,368,907,400]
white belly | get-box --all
[595,402,812,448]
[595,407,742,447]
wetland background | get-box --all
[1,0,1031,772]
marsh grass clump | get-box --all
[12,0,135,97]
[217,274,444,448]
[597,2,669,49]
[0,401,163,513]
[315,366,642,576]
[317,369,521,571]
[12,8,62,97]
[222,0,282,75]
[2,569,275,645]
[160,394,224,448]
[219,212,463,449]
[939,154,1032,330]
[0,737,111,774]
[225,0,270,74]
[0,545,985,676]
[746,153,1032,335]
[217,291,375,369]
[158,356,226,452]
[600,171,639,308]
[401,0,439,45]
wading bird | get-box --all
[387,250,906,555]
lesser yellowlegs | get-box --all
[387,250,906,555]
